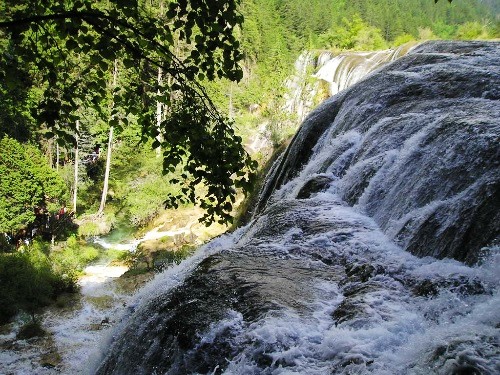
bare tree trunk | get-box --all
[56,141,60,171]
[98,125,113,215]
[46,137,54,168]
[73,120,79,213]
[155,66,163,157]
[155,1,165,158]
[98,61,118,215]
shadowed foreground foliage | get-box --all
[0,0,256,225]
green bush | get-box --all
[17,321,46,339]
[0,136,67,235]
[104,248,128,261]
[0,235,107,324]
[50,236,99,278]
[77,222,101,237]
[455,21,488,40]
[0,251,56,323]
[392,34,415,47]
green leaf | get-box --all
[123,59,135,68]
[65,39,79,50]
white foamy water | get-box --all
[219,201,500,374]
[283,45,412,125]
[0,218,219,374]
[90,41,499,374]
[0,262,131,375]
[89,193,500,374]
[92,223,197,252]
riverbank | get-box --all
[0,260,153,374]
[0,205,230,373]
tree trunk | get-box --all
[155,1,165,157]
[98,61,118,215]
[98,125,113,215]
[72,120,79,213]
[56,141,60,171]
[156,66,163,157]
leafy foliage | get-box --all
[0,42,34,142]
[0,237,98,323]
[318,15,387,50]
[0,241,74,323]
[0,0,256,225]
[0,136,67,234]
[0,252,53,323]
[50,235,99,277]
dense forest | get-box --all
[0,0,498,324]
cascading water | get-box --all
[0,260,131,375]
[0,226,184,374]
[93,41,499,374]
[283,44,412,123]
[314,45,413,96]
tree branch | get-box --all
[0,11,104,28]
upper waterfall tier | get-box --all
[314,45,411,96]
[283,45,411,123]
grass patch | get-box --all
[17,321,46,340]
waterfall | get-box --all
[283,44,412,123]
[282,51,317,123]
[93,41,499,375]
[314,45,412,96]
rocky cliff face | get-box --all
[94,41,500,375]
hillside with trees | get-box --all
[0,0,498,325]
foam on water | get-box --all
[94,180,498,374]
[201,196,499,374]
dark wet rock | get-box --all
[344,263,385,283]
[448,276,486,296]
[413,279,440,297]
[450,365,482,375]
[412,276,486,298]
[332,278,390,326]
[256,41,500,264]
[40,350,61,369]
[96,249,339,375]
[329,354,374,374]
[332,299,366,326]
[428,335,496,375]
[342,154,385,206]
[253,98,345,215]
[296,175,334,199]
[16,322,46,340]
[95,41,500,375]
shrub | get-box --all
[77,222,101,237]
[104,248,128,262]
[0,251,55,323]
[455,21,488,40]
[17,321,46,339]
[393,34,415,47]
[0,136,67,235]
[50,236,99,278]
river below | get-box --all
[0,258,150,375]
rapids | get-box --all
[94,41,499,374]
[0,260,131,375]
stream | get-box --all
[0,231,159,375]
[0,212,213,374]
